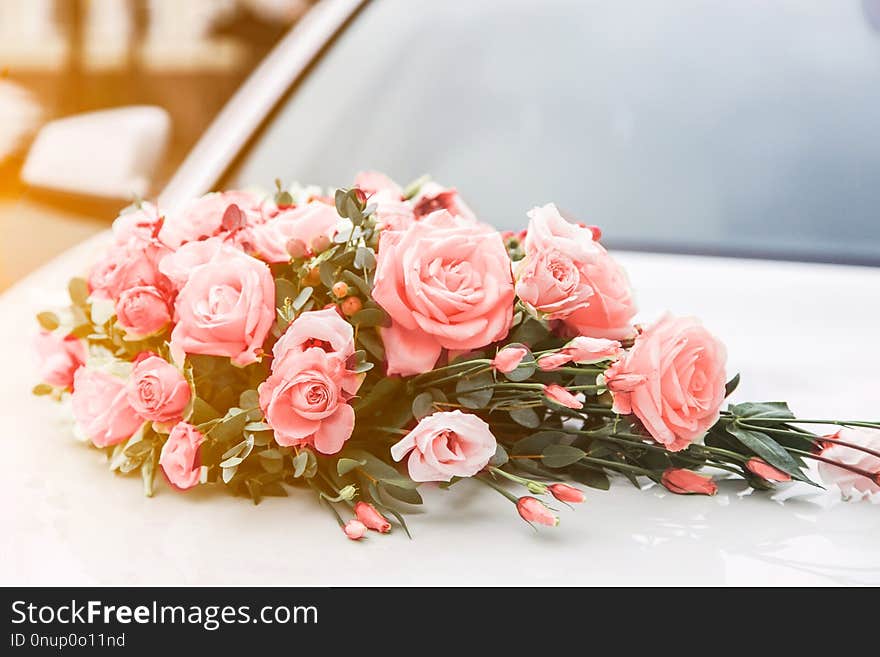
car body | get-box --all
[1,0,878,586]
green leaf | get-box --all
[729,401,794,420]
[726,424,802,477]
[124,440,154,459]
[489,443,509,467]
[508,407,540,428]
[141,452,157,497]
[455,370,494,409]
[36,311,60,331]
[292,451,309,478]
[357,328,385,361]
[341,270,371,297]
[570,465,610,490]
[291,286,313,311]
[244,421,272,432]
[345,448,416,489]
[32,383,54,396]
[512,431,567,455]
[411,391,437,420]
[381,482,423,505]
[188,397,220,425]
[337,457,366,476]
[509,316,550,346]
[354,246,376,271]
[351,307,388,328]
[274,277,297,308]
[239,390,259,410]
[724,373,741,398]
[542,444,586,468]
[68,277,89,307]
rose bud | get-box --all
[286,238,308,259]
[341,296,363,317]
[332,281,349,298]
[516,496,559,526]
[745,458,791,483]
[354,501,391,533]
[661,468,717,495]
[548,483,586,503]
[491,346,527,374]
[311,233,332,253]
[343,519,366,540]
[352,187,368,206]
[542,384,583,409]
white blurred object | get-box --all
[83,0,134,71]
[0,80,42,162]
[21,106,170,199]
[0,0,68,71]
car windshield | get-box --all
[224,0,880,265]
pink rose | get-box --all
[88,237,170,302]
[259,348,358,454]
[354,170,403,197]
[272,307,356,362]
[818,428,880,496]
[491,346,527,374]
[542,383,583,409]
[158,237,223,290]
[371,190,415,232]
[537,336,621,371]
[249,201,340,263]
[158,190,263,249]
[159,422,204,490]
[34,331,86,389]
[127,354,191,424]
[515,247,594,320]
[111,202,162,245]
[523,203,600,264]
[605,314,726,452]
[71,368,144,447]
[170,245,275,367]
[661,468,717,495]
[559,245,637,340]
[390,410,497,482]
[354,501,391,533]
[115,285,172,339]
[412,182,476,222]
[373,210,515,376]
[745,458,792,483]
[516,497,559,526]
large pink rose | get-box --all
[560,244,637,340]
[34,331,86,389]
[170,245,275,367]
[372,210,515,376]
[523,203,600,263]
[71,368,144,447]
[604,314,726,451]
[159,422,204,490]
[127,354,191,424]
[249,201,340,263]
[515,247,593,320]
[88,236,170,303]
[818,428,880,497]
[412,182,476,222]
[272,307,356,362]
[158,190,264,249]
[158,237,223,290]
[259,351,360,455]
[390,410,497,482]
[115,285,172,339]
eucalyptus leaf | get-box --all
[508,407,540,428]
[36,311,60,331]
[729,401,794,421]
[455,370,494,409]
[337,457,366,476]
[542,444,586,468]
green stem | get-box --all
[475,473,520,503]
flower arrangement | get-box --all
[33,172,880,539]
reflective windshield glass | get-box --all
[225,0,880,264]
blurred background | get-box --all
[2,0,880,291]
[0,0,311,289]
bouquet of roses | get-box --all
[33,171,880,539]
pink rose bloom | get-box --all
[412,182,476,222]
[516,497,559,526]
[390,410,497,482]
[543,383,583,409]
[371,190,415,232]
[537,336,621,371]
[115,285,172,339]
[492,346,527,374]
[373,210,515,376]
[34,331,86,389]
[746,458,791,483]
[343,519,367,540]
[170,246,275,367]
[818,428,880,496]
[354,170,403,197]
[158,190,263,249]
[605,314,727,452]
[515,247,594,320]
[523,203,599,264]
[354,501,391,533]
[127,354,191,424]
[159,422,204,491]
[249,201,340,263]
[272,307,356,362]
[258,348,359,454]
[158,237,224,290]
[71,368,144,447]
[559,245,637,340]
[88,237,170,302]
[111,202,162,245]
[661,468,717,495]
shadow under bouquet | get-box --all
[33,172,880,539]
